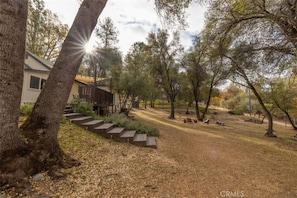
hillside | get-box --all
[3,107,297,197]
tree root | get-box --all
[265,132,277,137]
[0,147,80,190]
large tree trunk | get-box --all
[202,85,213,120]
[185,100,190,114]
[228,54,276,137]
[0,0,30,186]
[273,99,297,130]
[193,87,201,120]
[283,111,297,130]
[248,81,275,137]
[150,100,155,108]
[20,0,107,172]
[0,0,28,156]
[168,96,175,119]
[194,100,200,120]
[240,67,275,137]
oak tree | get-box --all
[26,0,68,61]
[146,30,183,119]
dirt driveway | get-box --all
[130,108,297,198]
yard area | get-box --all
[3,107,297,197]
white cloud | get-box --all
[99,0,160,54]
[43,0,206,55]
[180,31,195,51]
[44,0,79,25]
[186,3,207,33]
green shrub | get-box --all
[71,97,95,116]
[105,113,160,137]
[61,115,67,124]
[199,106,206,113]
[154,100,169,107]
[20,103,34,116]
[228,109,244,115]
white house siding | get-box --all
[21,71,49,103]
[22,52,116,108]
[67,81,80,104]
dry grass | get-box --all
[3,107,297,197]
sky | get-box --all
[44,0,207,55]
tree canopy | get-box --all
[26,0,69,61]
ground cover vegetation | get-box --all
[2,107,297,197]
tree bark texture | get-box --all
[0,0,28,157]
[168,96,175,119]
[191,79,202,121]
[202,84,214,120]
[0,0,29,186]
[283,111,297,130]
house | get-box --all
[22,51,85,104]
[74,75,121,114]
[22,51,52,103]
[22,51,119,114]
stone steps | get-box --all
[64,105,73,114]
[63,112,83,119]
[119,130,136,143]
[64,113,157,149]
[108,127,125,139]
[81,120,104,130]
[94,123,115,137]
[133,134,147,147]
[70,116,94,125]
[146,136,157,149]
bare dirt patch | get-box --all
[2,108,297,197]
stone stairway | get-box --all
[64,112,157,149]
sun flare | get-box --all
[85,40,95,53]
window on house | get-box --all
[30,75,46,90]
[40,79,46,89]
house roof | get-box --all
[25,51,53,72]
[75,75,95,83]
[25,51,109,87]
[75,75,108,85]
